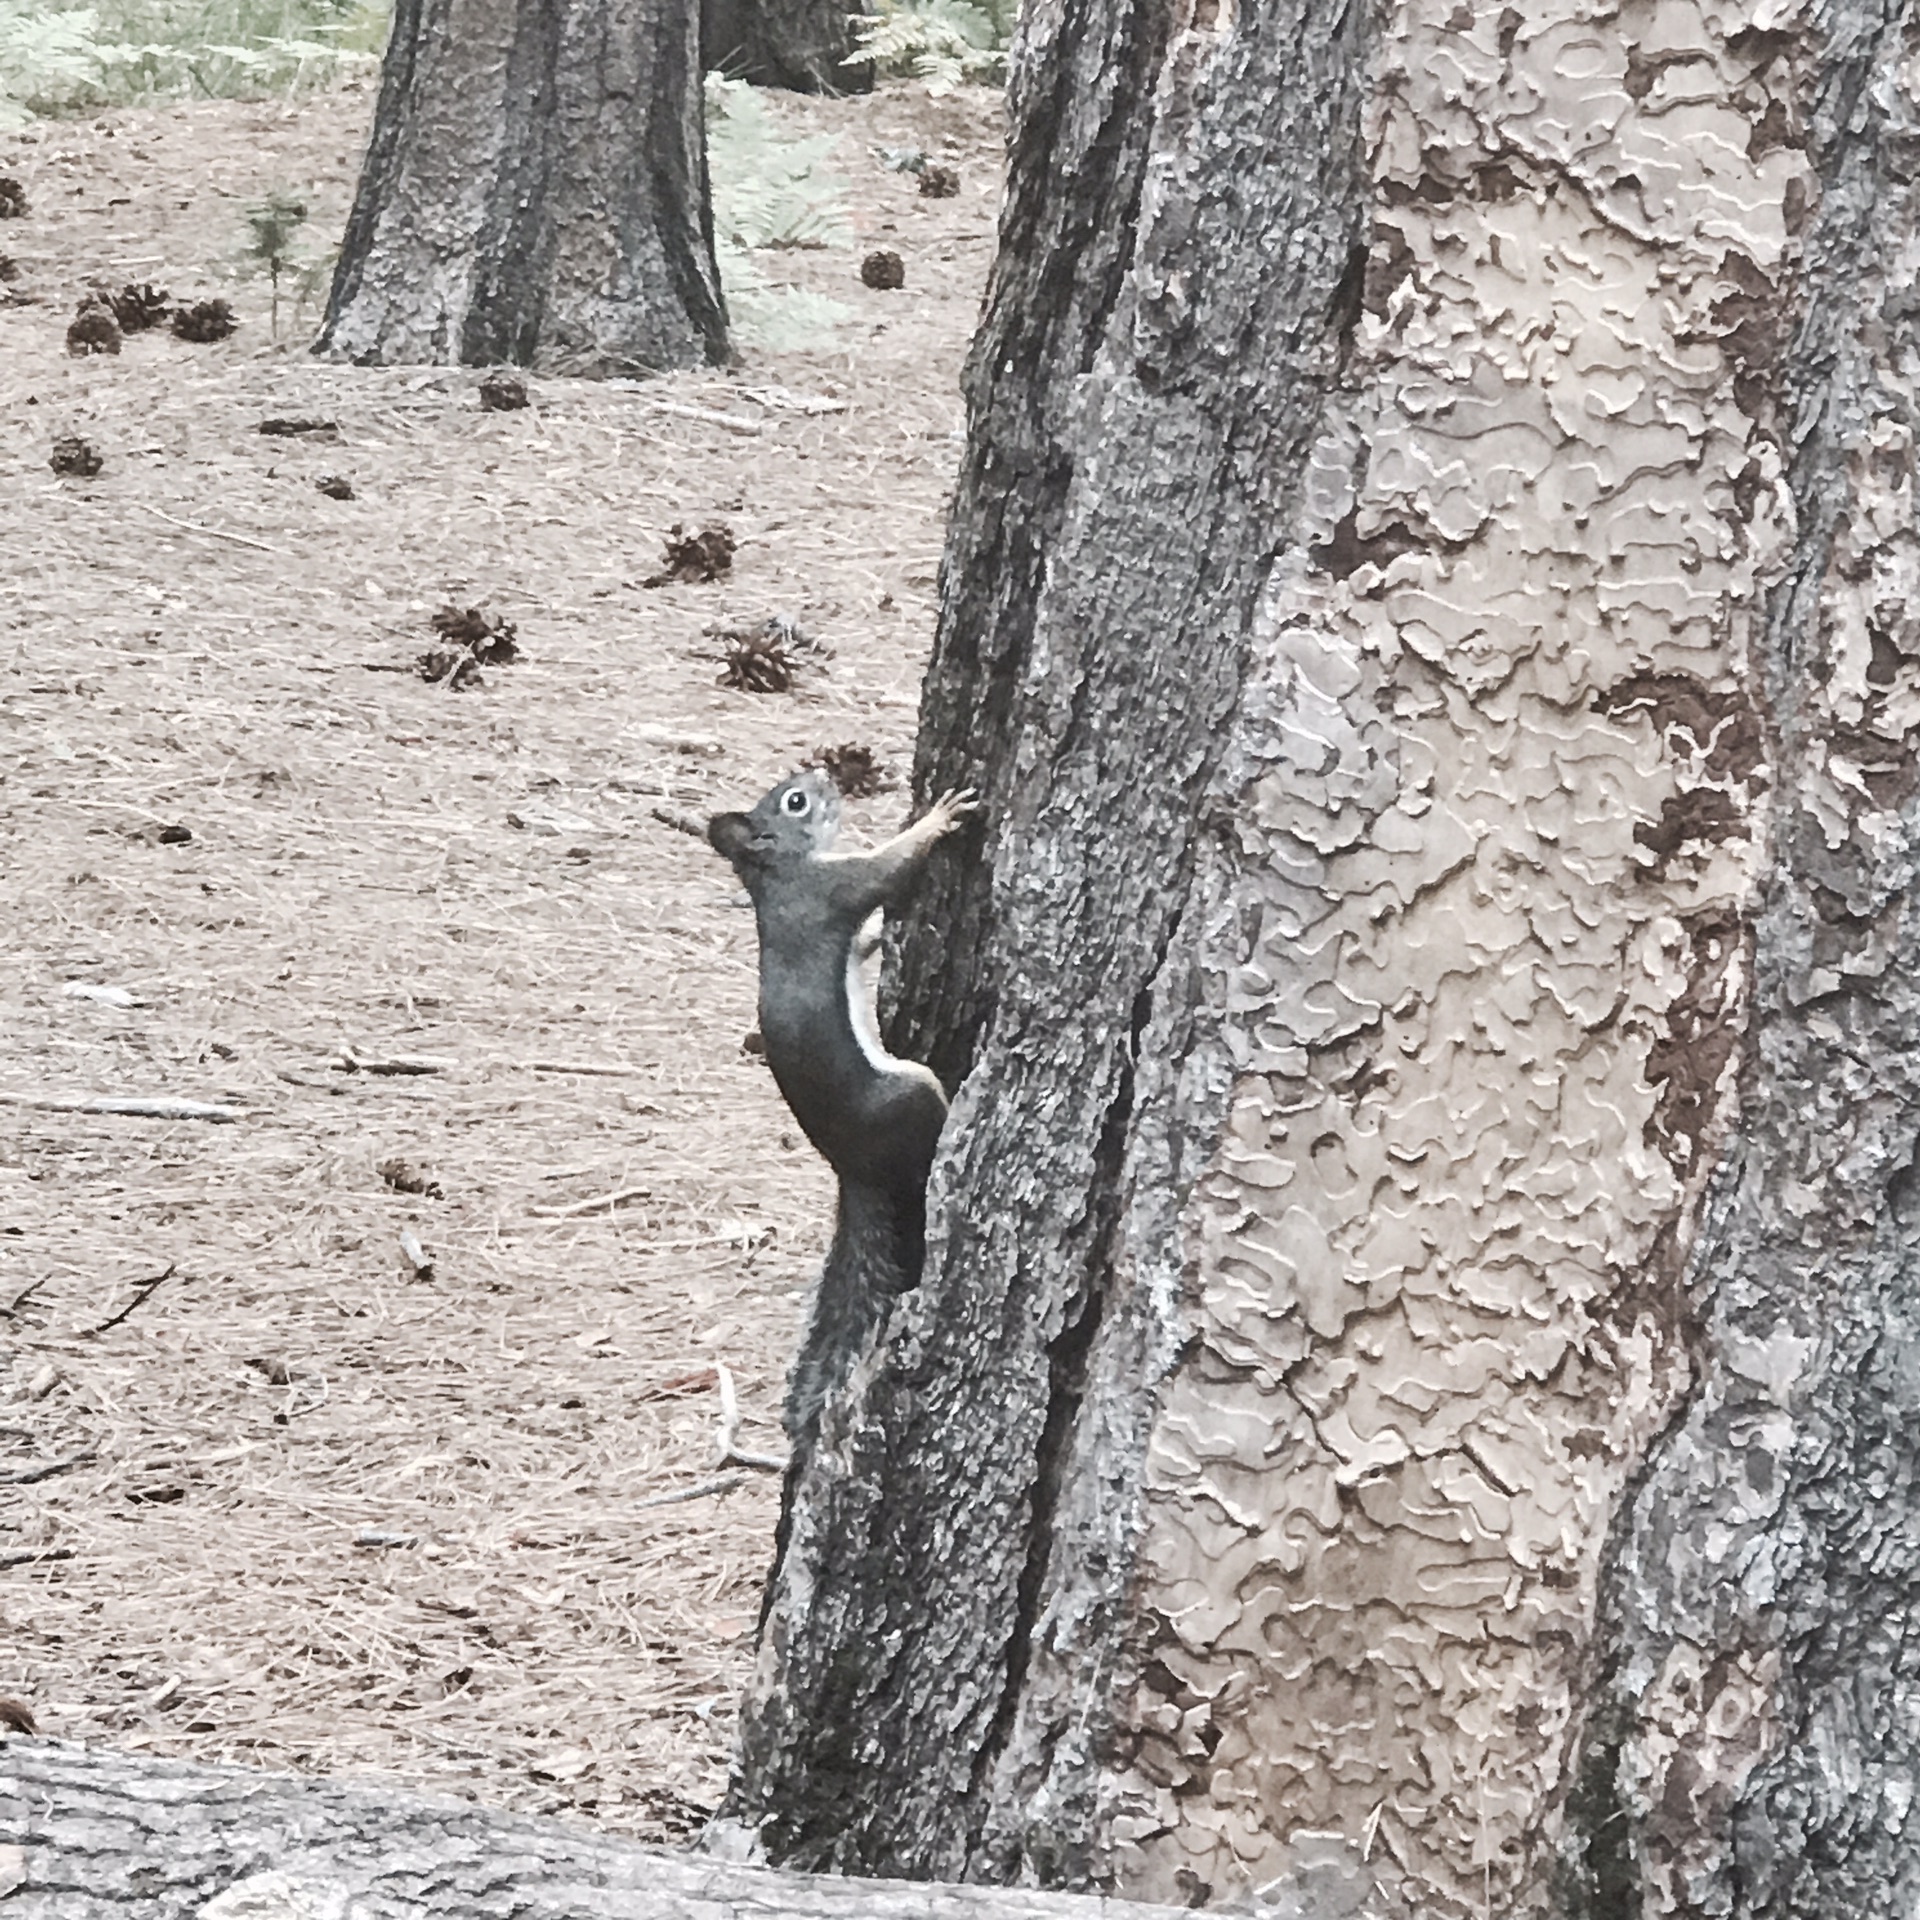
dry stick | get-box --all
[526,1184,652,1220]
[0,1093,243,1122]
[270,1066,341,1092]
[641,399,761,435]
[649,805,708,841]
[0,1548,75,1570]
[522,1060,647,1078]
[85,1264,177,1336]
[634,1472,745,1511]
[137,503,288,557]
[0,1279,45,1318]
[713,1361,785,1474]
[0,1448,98,1486]
[334,1049,456,1076]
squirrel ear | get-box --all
[708,811,755,861]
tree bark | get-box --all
[1561,4,1920,1914]
[722,0,1920,1915]
[701,0,871,95]
[316,0,727,374]
[720,0,1376,1883]
[0,1739,1187,1919]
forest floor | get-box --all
[0,75,999,1836]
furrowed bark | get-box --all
[1565,3,1920,1914]
[722,0,1375,1884]
[316,0,726,374]
[731,0,1920,1910]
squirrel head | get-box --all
[708,769,842,876]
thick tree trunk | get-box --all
[316,0,727,374]
[1562,4,1920,1914]
[723,0,1920,1915]
[701,0,871,95]
[720,0,1375,1883]
[0,1740,1186,1919]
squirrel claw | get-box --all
[928,787,980,826]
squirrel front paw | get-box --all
[925,787,981,835]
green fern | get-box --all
[705,74,853,351]
[719,242,853,352]
[707,75,850,251]
[845,0,1009,94]
[0,1,107,126]
[1,0,381,118]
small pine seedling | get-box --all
[243,192,309,337]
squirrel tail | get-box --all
[784,1176,925,1456]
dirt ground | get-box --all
[0,74,999,1835]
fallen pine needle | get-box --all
[0,1448,98,1486]
[139,503,289,556]
[85,1264,178,1335]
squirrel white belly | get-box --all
[708,770,976,1439]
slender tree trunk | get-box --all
[316,0,727,375]
[701,0,871,95]
[723,0,1920,1915]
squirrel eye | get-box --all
[782,788,810,816]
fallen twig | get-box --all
[522,1060,647,1078]
[527,1184,652,1220]
[714,1361,785,1474]
[641,399,761,435]
[650,805,709,841]
[398,1231,433,1280]
[86,1264,177,1335]
[0,1449,97,1486]
[634,1472,745,1511]
[138,503,288,556]
[0,1279,45,1319]
[740,384,847,416]
[270,1066,342,1093]
[0,1094,242,1122]
[0,1548,75,1570]
[333,1049,456,1076]
[641,1366,719,1402]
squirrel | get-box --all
[708,769,976,1443]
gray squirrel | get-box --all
[708,769,977,1443]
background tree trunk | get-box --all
[723,0,1920,1915]
[315,0,726,374]
[0,1740,1189,1919]
[701,0,871,95]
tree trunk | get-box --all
[0,1739,1188,1919]
[701,0,871,95]
[1561,4,1920,1913]
[316,0,727,375]
[722,0,1920,1915]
